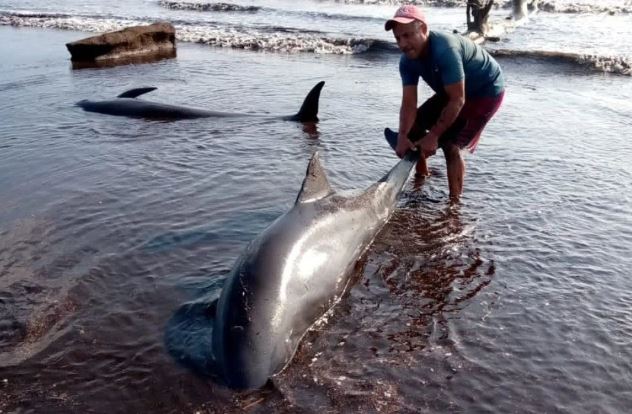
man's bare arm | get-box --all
[429,81,465,138]
[417,80,465,154]
[399,85,418,135]
[396,85,418,157]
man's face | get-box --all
[393,21,428,59]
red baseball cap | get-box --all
[385,5,427,31]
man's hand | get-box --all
[395,133,415,158]
[416,132,439,156]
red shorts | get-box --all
[408,91,504,153]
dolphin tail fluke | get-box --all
[117,87,158,98]
[296,152,333,203]
[384,128,420,162]
[384,128,398,151]
[290,81,325,123]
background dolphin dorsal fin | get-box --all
[296,152,333,203]
[117,87,157,98]
[292,81,325,122]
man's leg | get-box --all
[409,94,446,177]
[416,153,430,176]
[443,143,465,201]
[441,92,504,200]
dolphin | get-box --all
[76,81,325,122]
[165,128,418,390]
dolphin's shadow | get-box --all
[142,210,280,254]
[164,292,221,379]
[159,219,274,382]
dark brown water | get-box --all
[1,26,632,413]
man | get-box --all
[385,5,504,201]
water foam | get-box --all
[490,49,632,76]
[323,0,632,14]
[1,10,630,69]
[0,11,375,54]
[0,11,139,33]
[578,54,632,76]
[537,1,632,14]
[178,25,374,54]
[158,1,261,13]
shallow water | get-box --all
[1,4,632,413]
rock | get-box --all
[66,22,176,69]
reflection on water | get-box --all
[379,203,493,313]
[301,121,319,139]
[71,49,178,70]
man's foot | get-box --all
[412,173,427,190]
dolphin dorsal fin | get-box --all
[291,81,324,123]
[117,87,157,98]
[296,152,333,203]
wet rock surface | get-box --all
[65,22,176,68]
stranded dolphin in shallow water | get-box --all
[165,130,418,390]
[76,81,325,122]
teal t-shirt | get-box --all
[399,30,504,98]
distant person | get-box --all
[385,5,504,201]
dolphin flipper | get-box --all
[288,81,325,123]
[117,87,158,98]
[384,128,420,162]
